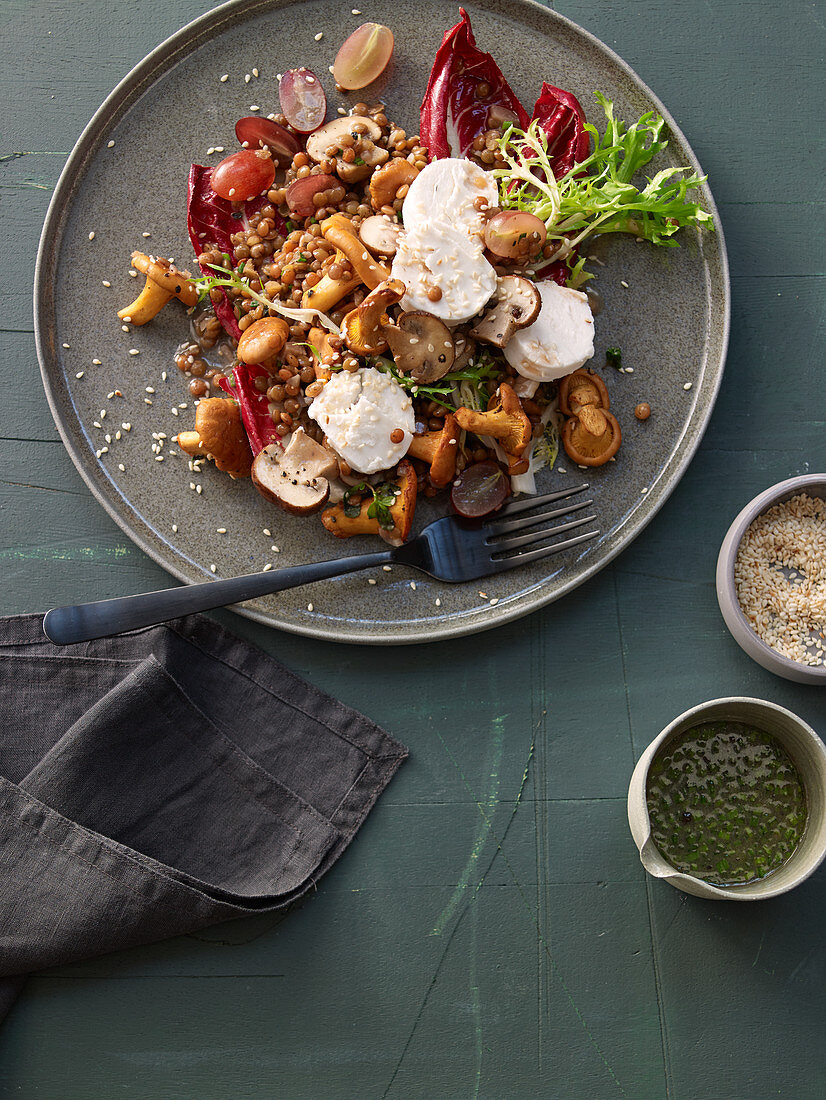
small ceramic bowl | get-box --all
[628,697,826,900]
[716,474,826,685]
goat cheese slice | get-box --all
[307,367,414,475]
[391,158,498,324]
[504,281,595,381]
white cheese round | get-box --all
[391,158,498,324]
[307,367,415,475]
[504,281,595,381]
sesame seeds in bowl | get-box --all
[716,475,826,685]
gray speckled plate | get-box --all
[34,0,729,644]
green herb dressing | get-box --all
[646,721,807,886]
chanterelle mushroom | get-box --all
[118,252,197,325]
[176,398,253,479]
[470,276,541,349]
[383,312,455,384]
[558,368,610,417]
[406,413,459,487]
[454,382,532,472]
[341,278,406,355]
[321,460,417,544]
[562,405,622,467]
[251,428,338,514]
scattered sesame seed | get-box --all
[129,270,137,278]
[100,409,106,419]
[171,408,179,416]
[307,603,314,612]
[624,366,635,373]
[196,485,203,495]
[88,231,95,240]
[62,342,70,349]
[145,386,154,393]
[273,546,280,553]
[314,31,323,40]
[154,455,164,462]
[684,382,693,391]
[337,106,347,115]
[220,74,229,82]
[641,487,648,494]
[142,231,151,238]
[75,371,84,379]
[161,371,168,381]
[328,65,335,75]
[99,446,108,455]
[102,280,111,288]
[621,280,629,288]
[252,67,259,77]
[93,421,102,429]
[249,105,260,112]
[245,73,251,83]
[107,140,115,148]
[122,422,131,431]
[410,581,417,590]
[210,564,217,573]
[118,463,125,472]
[352,8,362,13]
[144,398,153,405]
[489,597,499,606]
[368,578,377,585]
[435,598,441,607]
[263,563,273,571]
[104,433,112,444]
[217,527,227,534]
[121,325,130,333]
[382,565,392,572]
[263,528,272,536]
[172,524,178,533]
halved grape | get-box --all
[450,461,510,518]
[279,68,327,133]
[484,211,548,260]
[235,116,300,165]
[211,150,275,201]
[333,23,394,91]
[285,174,341,217]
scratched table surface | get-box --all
[1,0,825,1096]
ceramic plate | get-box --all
[34,0,729,643]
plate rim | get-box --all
[34,0,730,645]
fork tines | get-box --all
[486,482,599,570]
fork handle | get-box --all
[43,550,394,645]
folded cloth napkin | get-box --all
[0,613,407,1022]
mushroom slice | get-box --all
[470,276,541,349]
[341,278,406,355]
[359,215,402,257]
[305,116,387,183]
[175,397,253,479]
[383,312,455,384]
[251,428,338,515]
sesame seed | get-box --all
[142,232,151,238]
[107,140,115,148]
[621,280,629,288]
[92,358,102,365]
[307,603,314,612]
[435,598,441,607]
[145,386,154,393]
[100,409,106,419]
[217,527,227,533]
[314,31,323,40]
[210,564,217,573]
[93,421,102,429]
[368,578,377,585]
[220,74,229,82]
[352,8,361,13]
[337,107,347,115]
[249,105,260,112]
[273,546,280,553]
[172,524,178,533]
[683,382,693,391]
[118,463,125,472]
[245,73,251,83]
[122,422,131,431]
[121,325,130,333]
[196,485,203,495]
[252,67,259,77]
[214,148,224,154]
[171,408,179,416]
[263,563,273,571]
[382,565,392,572]
[144,398,153,405]
[161,371,168,381]
[75,371,84,379]
[88,231,95,240]
[154,455,164,462]
[641,487,648,494]
[410,581,417,590]
[62,342,70,349]
[263,528,272,536]
[102,280,111,287]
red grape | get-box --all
[484,211,547,259]
[279,68,327,133]
[285,174,340,217]
[450,461,510,518]
[235,116,300,165]
[333,23,394,90]
[211,150,275,201]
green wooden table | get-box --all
[1,0,824,1095]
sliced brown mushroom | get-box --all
[341,279,406,355]
[406,413,459,487]
[305,116,387,183]
[452,333,476,372]
[469,276,541,349]
[561,405,622,467]
[118,252,198,325]
[321,460,417,544]
[383,312,455,384]
[558,368,610,417]
[251,428,338,514]
[176,397,253,479]
[359,215,402,257]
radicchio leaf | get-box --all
[420,8,529,159]
[186,164,285,340]
[218,366,281,455]
[531,83,590,179]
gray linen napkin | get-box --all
[0,613,407,1021]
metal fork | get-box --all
[43,483,597,644]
